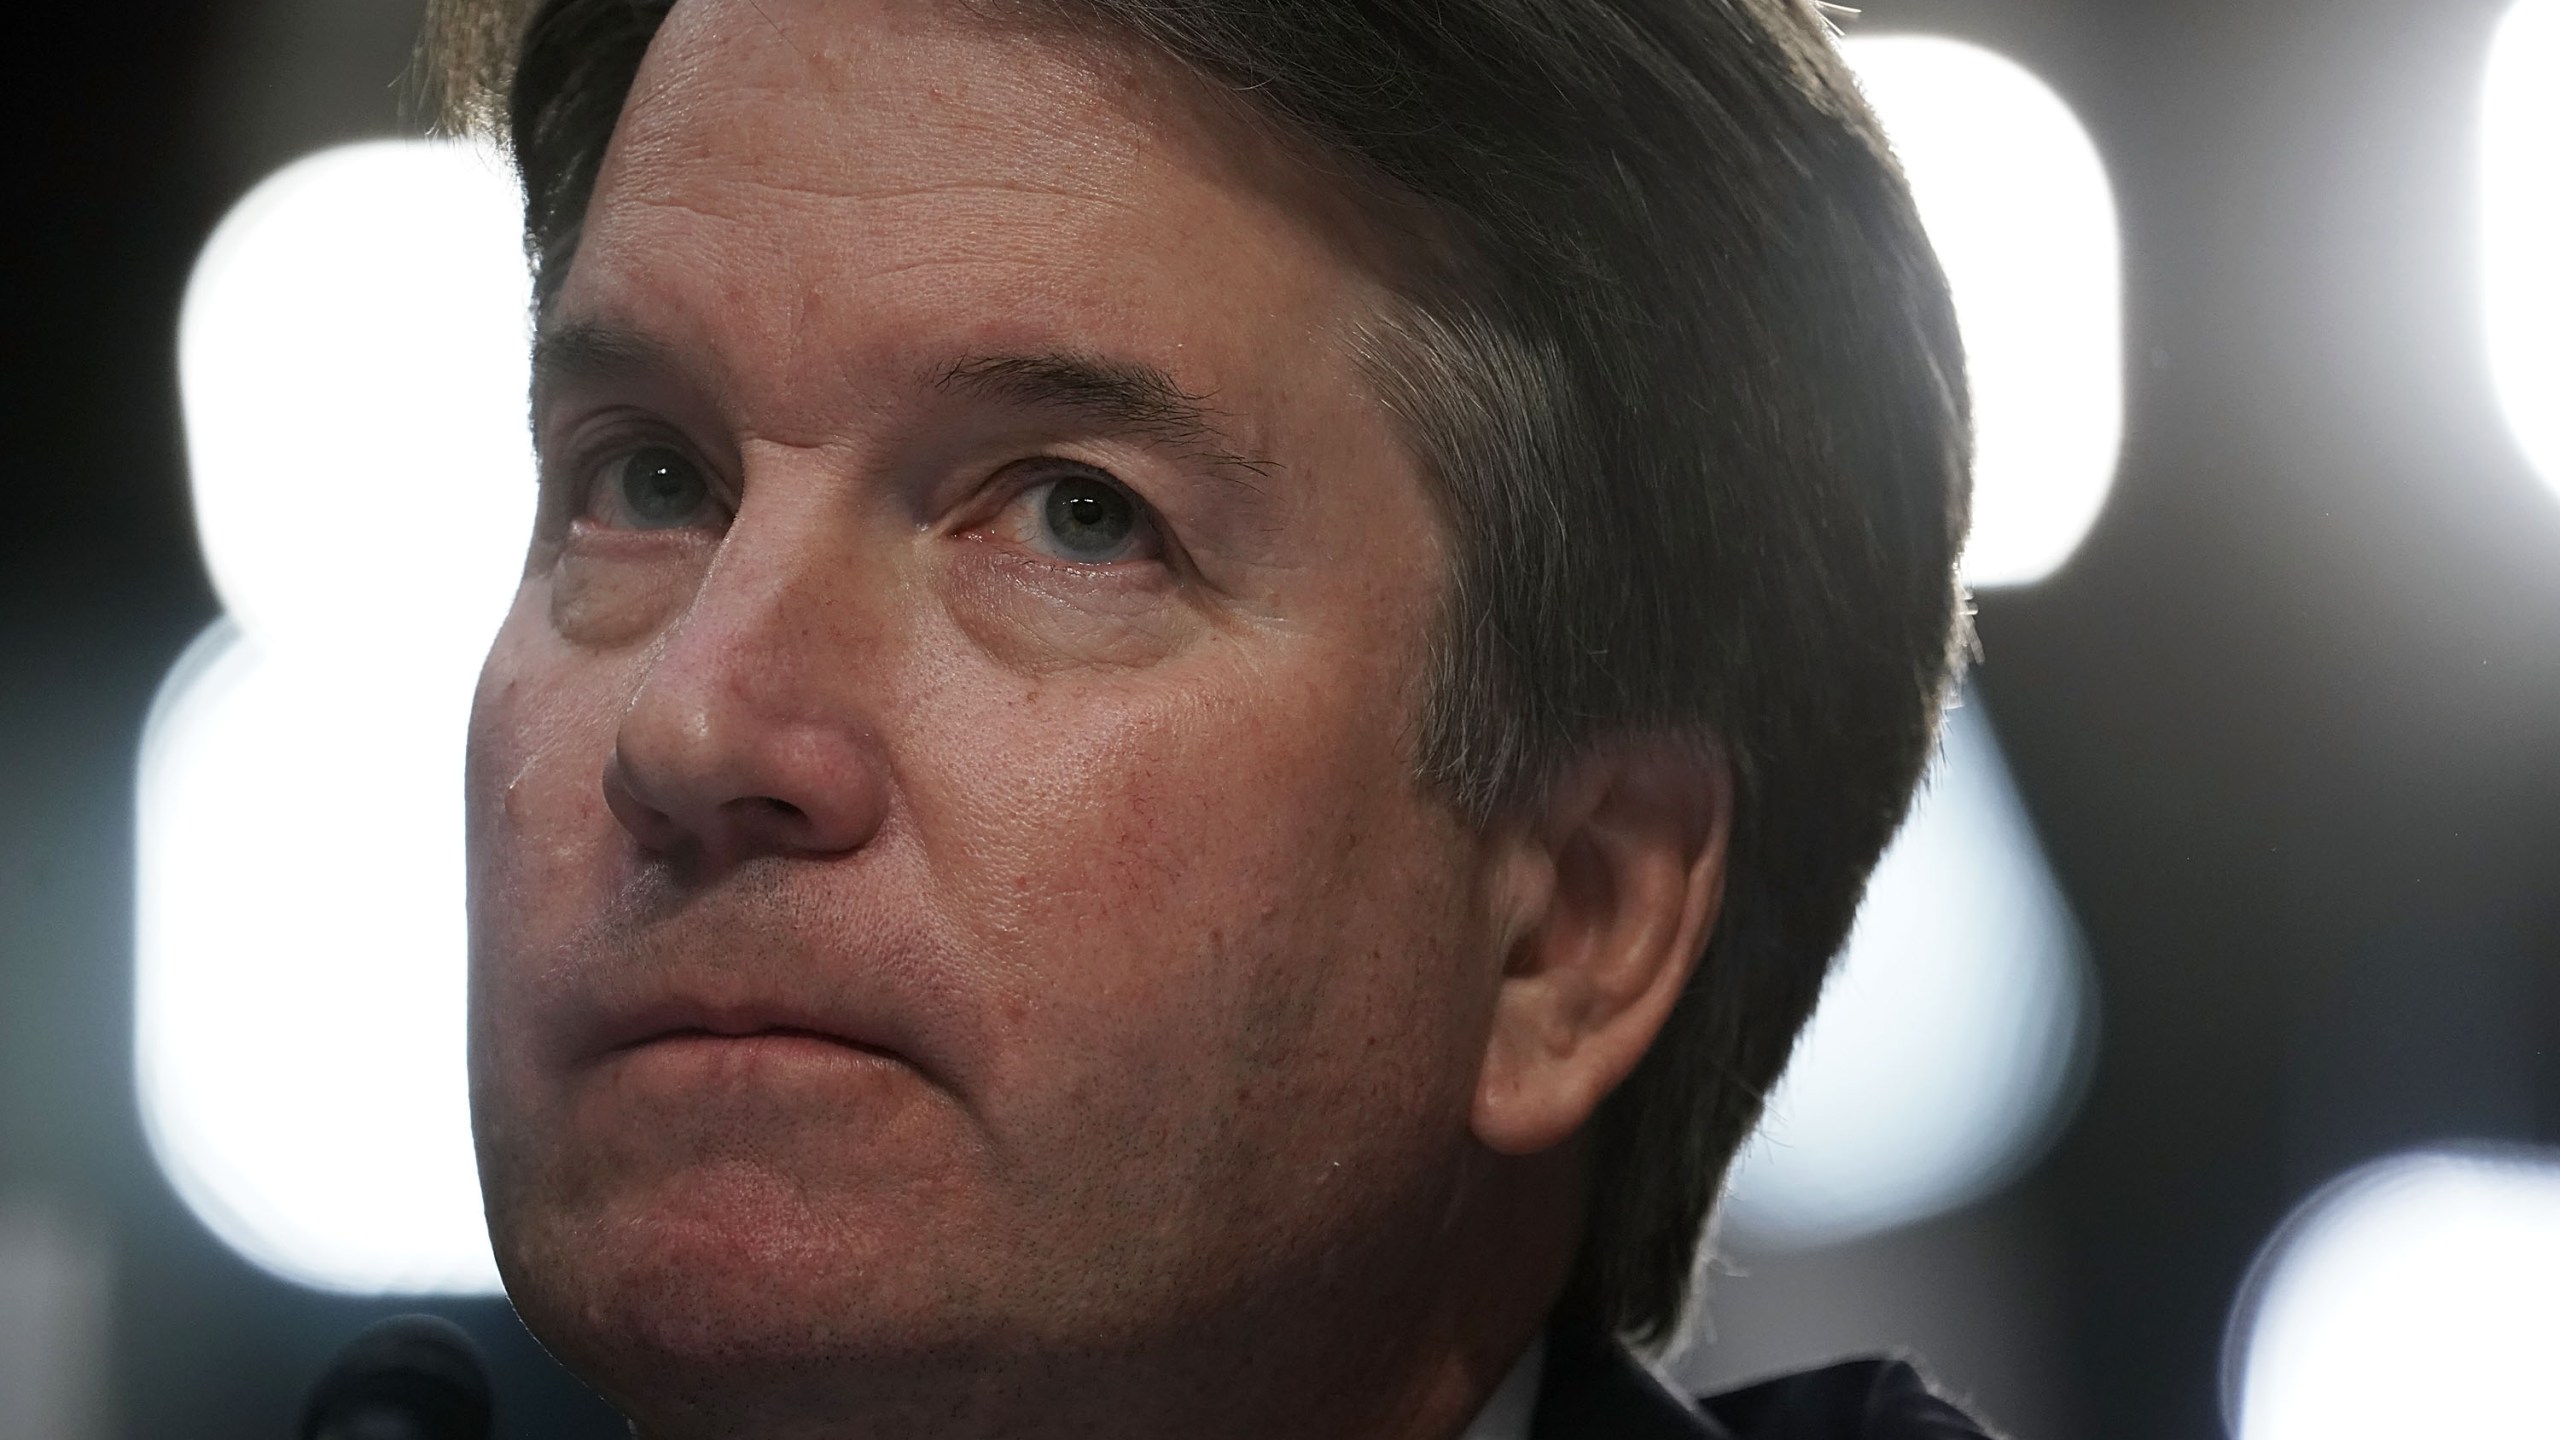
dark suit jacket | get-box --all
[1531,1328,1999,1440]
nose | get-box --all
[604,543,892,879]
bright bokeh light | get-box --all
[2484,0,2560,496]
[2228,1146,2560,1440]
[1723,693,2091,1249]
[139,139,534,1293]
[1844,35,2124,588]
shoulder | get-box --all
[1531,1327,1734,1440]
[1694,1358,2003,1440]
[1531,1328,2001,1440]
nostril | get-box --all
[733,795,812,845]
[726,794,862,858]
[601,756,692,857]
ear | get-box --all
[1472,737,1732,1156]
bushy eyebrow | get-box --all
[933,352,1278,484]
[529,326,1281,483]
[530,321,678,404]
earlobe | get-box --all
[1471,737,1732,1156]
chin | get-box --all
[497,1155,1002,1397]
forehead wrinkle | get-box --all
[595,167,1175,295]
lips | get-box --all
[518,882,961,1091]
[582,993,912,1071]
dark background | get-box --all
[2,0,2553,1436]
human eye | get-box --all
[989,464,1165,567]
[580,443,724,532]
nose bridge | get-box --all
[608,469,894,871]
[665,481,865,709]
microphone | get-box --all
[299,1314,494,1440]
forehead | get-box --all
[563,0,1408,415]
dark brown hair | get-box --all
[425,0,1970,1347]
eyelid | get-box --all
[546,415,735,527]
[980,458,1180,570]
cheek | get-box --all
[550,539,713,647]
[905,627,1483,1153]
[467,589,637,1028]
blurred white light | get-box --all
[139,139,534,1294]
[2227,1146,2560,1440]
[1845,36,2125,588]
[1723,694,2092,1249]
[2484,0,2560,496]
[180,140,535,660]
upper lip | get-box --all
[534,897,950,1079]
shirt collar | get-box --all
[1459,1336,1547,1440]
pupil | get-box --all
[1043,477,1135,555]
[621,448,704,525]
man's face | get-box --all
[466,0,1514,1418]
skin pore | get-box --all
[463,1,1732,1436]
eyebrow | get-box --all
[529,324,1280,482]
[933,352,1278,484]
[530,321,680,403]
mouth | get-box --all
[588,1000,912,1072]
[611,1025,898,1056]
[586,1021,919,1100]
